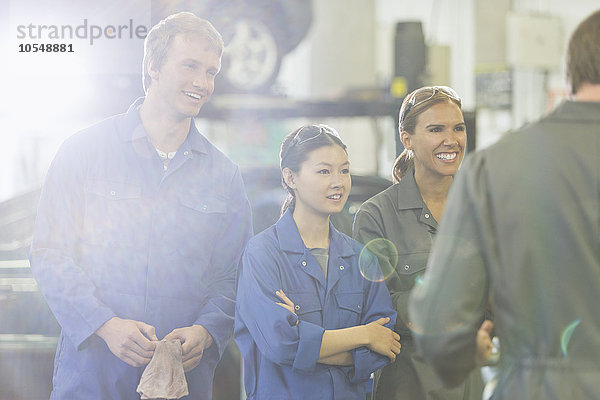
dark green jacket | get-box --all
[354,171,484,400]
[410,100,600,399]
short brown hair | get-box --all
[142,12,224,93]
[567,9,600,94]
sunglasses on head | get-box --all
[281,124,341,161]
[399,86,461,130]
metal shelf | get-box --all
[200,95,400,120]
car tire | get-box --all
[217,16,283,93]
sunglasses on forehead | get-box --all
[280,124,341,161]
[399,86,461,130]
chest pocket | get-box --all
[179,195,227,219]
[287,292,322,326]
[395,251,429,291]
[334,291,363,328]
[180,195,227,214]
[83,179,143,248]
[177,194,228,257]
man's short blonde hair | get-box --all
[142,12,224,93]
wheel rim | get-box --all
[224,19,279,91]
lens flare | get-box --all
[561,319,581,357]
[414,274,424,286]
[359,238,398,282]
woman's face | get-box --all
[286,144,351,218]
[402,100,466,180]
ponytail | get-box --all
[280,181,296,216]
[392,149,414,183]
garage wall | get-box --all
[2,1,600,200]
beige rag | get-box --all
[137,339,189,400]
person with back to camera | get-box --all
[29,12,253,399]
[408,8,600,399]
[353,86,487,399]
[234,124,401,399]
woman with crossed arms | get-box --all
[235,124,401,399]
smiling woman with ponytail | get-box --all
[353,86,487,400]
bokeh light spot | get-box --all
[414,274,424,286]
[359,238,398,282]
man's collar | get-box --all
[551,100,600,121]
[119,97,146,142]
[120,97,209,155]
[185,121,209,155]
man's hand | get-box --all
[95,317,158,367]
[364,317,402,362]
[476,319,494,365]
[164,324,214,372]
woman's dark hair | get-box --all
[279,124,348,215]
[567,9,600,95]
[393,86,463,183]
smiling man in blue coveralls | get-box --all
[29,12,253,400]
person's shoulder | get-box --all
[193,131,245,186]
[357,182,399,215]
[195,130,237,167]
[79,111,125,135]
[245,225,278,252]
[344,233,366,254]
[242,225,287,268]
[454,141,502,190]
[58,113,124,156]
[482,106,564,154]
[363,183,398,207]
